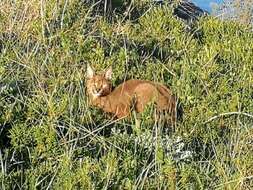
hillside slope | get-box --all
[0,0,253,189]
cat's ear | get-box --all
[105,66,113,80]
[87,64,95,78]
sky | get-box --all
[192,0,222,11]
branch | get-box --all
[204,112,253,124]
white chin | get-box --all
[93,93,101,98]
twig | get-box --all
[204,112,253,124]
[60,0,69,29]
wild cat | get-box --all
[86,64,179,124]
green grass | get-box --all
[0,0,253,189]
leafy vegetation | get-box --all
[0,0,252,189]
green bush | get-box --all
[0,0,252,189]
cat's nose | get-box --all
[94,87,100,93]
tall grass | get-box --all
[0,0,253,189]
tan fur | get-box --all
[86,65,177,123]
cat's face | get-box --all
[86,65,112,99]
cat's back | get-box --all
[112,79,146,93]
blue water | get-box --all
[192,0,223,12]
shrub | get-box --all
[0,0,252,189]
